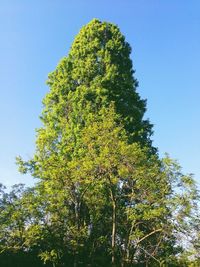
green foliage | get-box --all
[0,19,199,267]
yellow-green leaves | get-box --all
[8,19,200,267]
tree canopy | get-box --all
[0,19,199,267]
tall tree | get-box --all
[13,19,199,267]
[43,19,153,148]
[17,19,155,265]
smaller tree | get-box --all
[0,184,27,253]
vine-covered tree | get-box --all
[0,19,199,267]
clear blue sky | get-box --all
[0,0,200,188]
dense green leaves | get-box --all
[0,19,199,267]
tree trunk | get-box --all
[74,199,80,267]
[73,256,77,267]
[112,199,116,265]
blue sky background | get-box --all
[0,1,200,188]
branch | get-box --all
[137,228,163,244]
